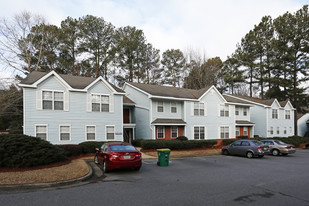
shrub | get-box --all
[175,136,188,141]
[0,134,67,168]
[79,141,107,154]
[222,139,237,145]
[132,139,144,147]
[141,139,217,150]
[237,136,248,139]
[57,144,83,157]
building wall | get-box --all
[24,75,123,144]
[151,100,184,122]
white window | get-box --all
[106,126,115,140]
[60,125,70,141]
[284,127,287,135]
[171,102,177,113]
[277,127,280,135]
[220,105,229,117]
[36,125,47,140]
[235,107,240,116]
[194,126,205,140]
[157,101,164,112]
[285,110,291,119]
[194,102,205,116]
[243,108,248,116]
[272,109,278,119]
[220,126,229,139]
[171,126,178,138]
[236,127,240,136]
[92,94,109,112]
[243,127,248,136]
[289,127,292,134]
[42,91,64,110]
[86,126,96,141]
[270,126,274,135]
[157,126,164,139]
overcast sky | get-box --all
[0,0,308,79]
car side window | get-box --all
[233,141,241,146]
[241,141,250,146]
[101,144,108,152]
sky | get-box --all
[0,0,308,81]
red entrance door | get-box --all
[123,109,130,123]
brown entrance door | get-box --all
[123,108,130,123]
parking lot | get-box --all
[1,150,309,206]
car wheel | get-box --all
[103,161,109,173]
[246,151,254,158]
[222,149,229,155]
[134,167,141,171]
[272,149,280,156]
[94,155,99,164]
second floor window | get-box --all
[220,105,229,117]
[235,107,240,116]
[285,110,291,119]
[272,109,278,119]
[157,101,163,112]
[171,102,177,113]
[92,94,109,112]
[194,102,205,116]
[42,91,64,110]
[243,108,248,116]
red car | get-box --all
[94,142,142,172]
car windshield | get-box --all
[109,145,136,151]
[274,140,286,145]
[251,140,263,146]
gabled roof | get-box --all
[151,118,186,125]
[225,94,277,107]
[222,94,253,105]
[20,71,125,93]
[127,82,211,100]
[123,96,135,105]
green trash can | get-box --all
[157,148,171,166]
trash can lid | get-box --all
[157,148,171,151]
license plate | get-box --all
[263,148,267,151]
[123,155,131,159]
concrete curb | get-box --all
[0,160,93,192]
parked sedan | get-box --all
[94,142,142,172]
[260,140,296,156]
[222,140,269,158]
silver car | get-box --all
[260,140,296,156]
[222,140,269,158]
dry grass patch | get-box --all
[143,148,222,158]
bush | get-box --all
[222,139,237,145]
[141,139,217,150]
[237,136,248,139]
[79,141,107,154]
[57,144,83,157]
[132,139,144,147]
[0,134,67,168]
[175,136,188,141]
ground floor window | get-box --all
[36,125,47,140]
[270,126,274,135]
[106,126,115,140]
[236,127,240,136]
[171,126,178,138]
[284,127,287,135]
[220,126,229,139]
[60,125,70,141]
[157,126,165,139]
[194,126,205,140]
[86,125,96,140]
[243,127,248,136]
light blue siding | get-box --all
[24,77,123,144]
[298,113,309,137]
[152,100,184,121]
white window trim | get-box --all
[106,125,115,140]
[236,127,240,136]
[85,125,96,141]
[35,124,48,141]
[157,126,165,139]
[157,101,164,113]
[59,124,71,141]
[90,93,111,113]
[285,110,291,119]
[41,89,66,111]
[270,126,274,135]
[193,102,206,116]
[171,126,178,138]
[219,104,229,117]
[170,102,177,113]
[219,126,230,139]
[193,125,206,140]
[272,109,278,119]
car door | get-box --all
[239,141,251,156]
[229,141,242,155]
[97,144,108,164]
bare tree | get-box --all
[0,11,46,74]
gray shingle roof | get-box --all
[225,94,276,106]
[20,71,124,93]
[151,118,186,125]
[236,120,255,125]
[128,82,211,99]
[123,96,135,105]
[222,94,252,105]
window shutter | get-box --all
[64,92,69,111]
[191,126,194,140]
[191,102,194,116]
[109,95,114,113]
[86,93,92,112]
[218,105,220,117]
[204,103,207,116]
[36,90,42,110]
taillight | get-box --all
[135,153,141,158]
[258,146,261,150]
[109,153,119,160]
[285,146,291,149]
